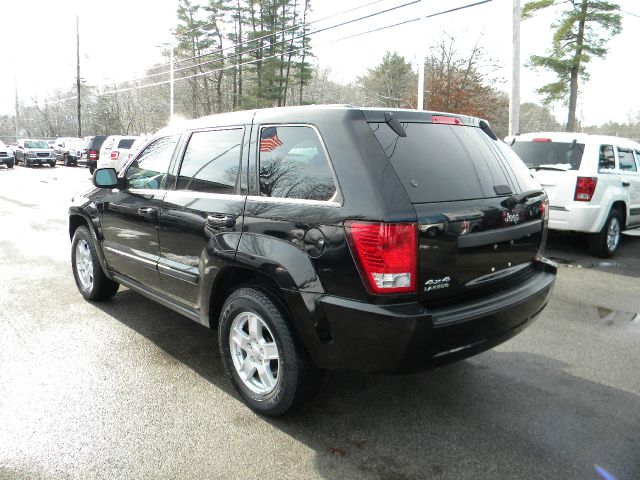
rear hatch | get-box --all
[368,114,547,305]
[510,137,584,208]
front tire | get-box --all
[71,226,119,300]
[589,209,622,258]
[219,287,320,416]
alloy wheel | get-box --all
[229,312,280,395]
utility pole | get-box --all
[169,44,174,122]
[417,0,427,110]
[14,73,19,142]
[76,14,82,137]
[509,0,521,136]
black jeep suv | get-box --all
[69,106,556,415]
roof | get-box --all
[515,131,640,148]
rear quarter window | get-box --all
[117,139,136,149]
[370,122,514,203]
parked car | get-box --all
[510,132,640,257]
[78,135,107,173]
[0,140,15,168]
[15,139,56,167]
[53,137,84,165]
[97,135,139,172]
[69,106,557,415]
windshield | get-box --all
[25,141,49,149]
[511,141,584,170]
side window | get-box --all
[618,148,637,172]
[125,135,179,190]
[258,126,337,201]
[176,128,243,194]
[635,151,640,171]
[599,145,616,171]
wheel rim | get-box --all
[229,312,280,395]
[607,217,620,252]
[75,239,94,290]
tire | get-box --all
[7,160,14,169]
[589,209,623,258]
[24,158,30,168]
[49,161,56,168]
[218,287,321,416]
[89,166,95,174]
[71,225,119,301]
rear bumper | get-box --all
[307,259,556,373]
[549,203,606,233]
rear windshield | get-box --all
[117,139,135,149]
[370,123,514,203]
[511,141,584,170]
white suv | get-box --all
[97,135,138,172]
[510,132,640,257]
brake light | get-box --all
[574,177,597,201]
[532,138,552,142]
[541,197,549,221]
[89,150,98,160]
[111,151,119,160]
[344,221,417,294]
[432,115,462,125]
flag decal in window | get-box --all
[260,127,283,152]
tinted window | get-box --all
[258,126,336,201]
[511,141,584,170]
[599,145,616,171]
[177,128,243,194]
[126,135,179,190]
[371,123,512,203]
[618,147,637,172]
[117,139,136,149]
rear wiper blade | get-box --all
[529,164,571,171]
[500,189,544,209]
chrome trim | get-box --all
[246,194,341,208]
[157,261,199,285]
[549,206,568,211]
[465,262,532,287]
[103,246,157,268]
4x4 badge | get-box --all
[424,276,451,292]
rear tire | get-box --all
[589,209,622,258]
[218,287,321,416]
[71,226,119,301]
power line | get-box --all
[99,0,493,97]
[140,0,391,78]
[113,0,421,85]
[23,0,494,106]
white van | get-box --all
[97,135,138,172]
[510,132,640,257]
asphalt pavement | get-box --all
[0,164,638,480]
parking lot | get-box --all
[0,164,638,480]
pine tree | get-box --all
[523,0,622,132]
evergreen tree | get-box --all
[523,0,622,132]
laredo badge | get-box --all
[424,276,451,292]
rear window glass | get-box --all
[511,141,584,170]
[370,123,513,203]
[117,139,135,149]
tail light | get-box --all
[541,197,549,221]
[110,151,119,160]
[344,221,417,294]
[89,150,98,160]
[574,177,597,201]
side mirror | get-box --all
[93,168,118,188]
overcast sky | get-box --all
[2,0,639,126]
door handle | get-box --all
[137,207,157,219]
[206,214,236,228]
[622,181,630,187]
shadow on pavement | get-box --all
[94,289,640,480]
[545,230,640,279]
